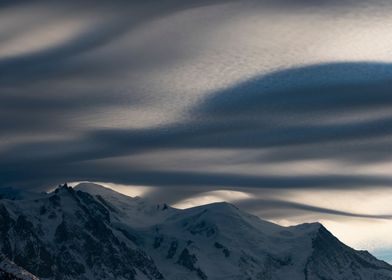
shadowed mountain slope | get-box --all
[0,183,390,280]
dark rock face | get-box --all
[0,269,21,280]
[214,242,230,257]
[0,268,33,280]
[166,241,178,259]
[0,186,164,280]
[177,248,207,280]
[9,215,54,278]
[305,226,392,280]
[154,236,164,249]
[0,205,15,258]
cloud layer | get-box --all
[2,0,392,257]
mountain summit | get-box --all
[0,183,390,280]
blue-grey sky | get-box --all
[2,0,392,261]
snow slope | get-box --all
[0,183,391,280]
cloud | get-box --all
[234,198,392,220]
[3,61,392,189]
[3,1,392,257]
[197,62,392,117]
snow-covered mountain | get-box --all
[0,183,391,280]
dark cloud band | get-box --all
[2,0,392,224]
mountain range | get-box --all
[0,183,391,280]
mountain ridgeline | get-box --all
[0,183,391,280]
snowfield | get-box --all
[0,183,391,280]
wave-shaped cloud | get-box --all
[2,2,392,251]
[2,62,392,191]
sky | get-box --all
[2,0,392,262]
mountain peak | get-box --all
[1,185,391,280]
[54,183,73,194]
